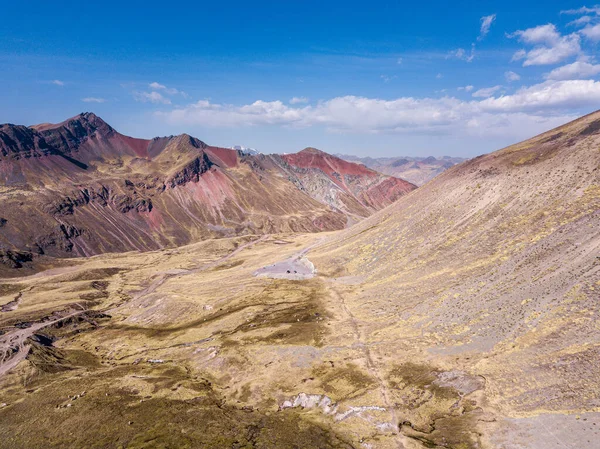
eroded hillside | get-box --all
[0,113,414,275]
[0,112,599,449]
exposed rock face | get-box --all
[273,148,416,217]
[168,153,213,187]
[0,113,414,270]
[36,112,115,155]
[46,186,111,215]
[0,249,33,268]
[0,124,53,158]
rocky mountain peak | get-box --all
[0,124,52,158]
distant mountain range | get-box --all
[231,145,260,156]
[0,113,415,273]
[336,154,467,186]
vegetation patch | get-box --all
[311,362,376,401]
[0,362,355,449]
[388,363,482,449]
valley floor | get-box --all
[0,233,598,449]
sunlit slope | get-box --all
[313,110,600,416]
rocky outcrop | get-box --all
[37,112,115,156]
[168,153,214,187]
[35,224,85,254]
[46,186,111,215]
[0,249,33,268]
[0,124,54,158]
[46,185,153,216]
[112,194,152,213]
[0,113,116,161]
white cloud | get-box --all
[148,82,184,96]
[289,96,308,104]
[381,75,397,82]
[478,14,496,40]
[436,73,443,79]
[478,79,600,112]
[511,49,527,61]
[448,45,475,62]
[82,97,106,103]
[568,15,593,27]
[156,80,600,142]
[545,60,600,80]
[397,57,403,64]
[581,23,600,40]
[505,71,521,82]
[472,85,503,98]
[508,24,581,66]
[561,6,600,15]
[134,91,172,104]
[509,24,561,45]
[52,80,65,86]
[458,85,475,92]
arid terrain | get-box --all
[337,154,466,186]
[0,113,415,275]
[1,111,599,449]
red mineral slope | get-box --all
[0,113,414,274]
[278,147,417,217]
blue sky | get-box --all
[2,1,600,157]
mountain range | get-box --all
[337,154,467,185]
[1,111,599,449]
[0,113,414,274]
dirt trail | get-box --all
[254,237,323,280]
[328,283,405,448]
[259,237,405,447]
[0,292,22,312]
[0,310,86,377]
[127,235,271,304]
[1,236,271,378]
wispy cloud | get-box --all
[478,14,496,40]
[458,85,474,92]
[51,79,65,86]
[132,82,188,105]
[133,91,172,104]
[82,97,106,103]
[436,73,443,79]
[149,81,182,95]
[447,45,475,62]
[380,75,397,83]
[505,71,521,82]
[561,6,600,15]
[289,96,308,104]
[568,15,593,27]
[472,85,503,98]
